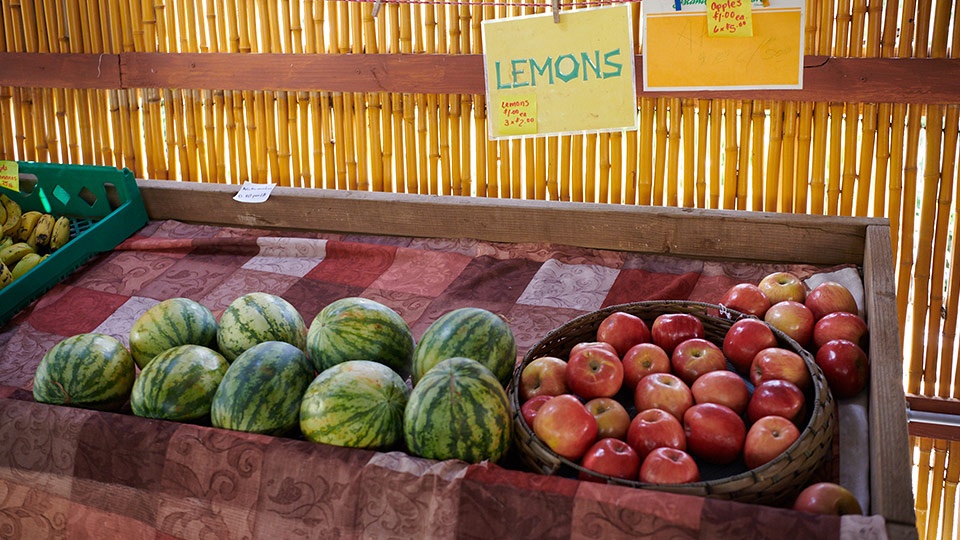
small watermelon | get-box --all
[33,333,136,411]
[130,344,229,421]
[306,297,415,377]
[403,357,511,464]
[129,297,219,369]
[411,307,517,386]
[300,360,410,449]
[210,341,314,436]
[217,292,307,361]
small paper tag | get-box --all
[707,0,754,37]
[233,181,276,203]
[0,161,19,192]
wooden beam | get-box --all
[0,52,121,89]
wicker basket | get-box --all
[509,300,836,506]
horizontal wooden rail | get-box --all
[1,52,958,104]
[906,395,960,442]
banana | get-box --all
[10,252,42,280]
[49,216,72,251]
[0,242,36,267]
[0,261,12,290]
[0,236,13,251]
[0,199,6,226]
[0,194,21,238]
[28,213,55,250]
[17,211,42,242]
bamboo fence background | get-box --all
[0,0,958,536]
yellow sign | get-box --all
[707,0,753,37]
[0,161,18,192]
[482,5,638,140]
[643,0,804,90]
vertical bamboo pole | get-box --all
[825,102,845,215]
[722,100,739,210]
[937,107,960,400]
[926,440,948,539]
[736,100,753,210]
[571,134,584,202]
[637,97,655,205]
[902,103,922,394]
[748,101,766,211]
[665,98,682,207]
[780,102,797,212]
[794,102,814,213]
[609,132,622,205]
[695,99,709,208]
[838,103,859,215]
[708,100,722,209]
[560,135,571,202]
[681,98,696,208]
[915,436,932,539]
[653,98,668,206]
[585,133,598,203]
[765,102,783,212]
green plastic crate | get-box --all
[1,162,148,326]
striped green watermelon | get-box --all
[217,292,307,362]
[306,297,415,377]
[129,298,219,369]
[130,344,229,421]
[32,333,136,411]
[403,357,511,464]
[299,360,410,449]
[411,307,517,386]
[210,340,314,436]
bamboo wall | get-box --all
[1,0,959,536]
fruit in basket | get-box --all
[763,300,815,347]
[758,271,807,304]
[622,342,670,390]
[210,341,314,436]
[596,311,651,357]
[743,415,801,469]
[519,356,568,401]
[520,394,552,428]
[626,407,687,461]
[812,311,868,349]
[634,372,694,421]
[570,341,618,359]
[532,393,598,461]
[579,438,641,482]
[722,318,778,375]
[404,357,511,463]
[26,212,55,250]
[639,447,701,484]
[0,241,35,267]
[32,333,136,411]
[670,338,727,385]
[792,482,863,516]
[0,194,21,237]
[682,403,747,466]
[815,339,869,398]
[17,210,42,241]
[411,307,516,387]
[49,216,72,251]
[0,261,12,289]
[650,313,705,355]
[217,292,307,362]
[805,281,859,320]
[718,283,771,319]
[750,346,811,391]
[130,344,229,421]
[300,360,410,449]
[10,252,43,280]
[565,346,624,399]
[690,370,751,416]
[129,298,220,369]
[746,379,806,425]
[306,297,415,377]
[584,397,631,440]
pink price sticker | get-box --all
[0,161,18,192]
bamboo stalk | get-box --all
[722,100,738,210]
[585,133,598,203]
[856,103,877,216]
[560,134,571,202]
[873,102,892,217]
[943,442,960,537]
[609,132,621,205]
[666,98,681,207]
[736,100,753,210]
[572,134,584,202]
[915,436,932,539]
[838,103,859,216]
[547,135,559,201]
[901,103,922,394]
[708,100,722,209]
[638,97,654,205]
[939,108,960,400]
[765,101,783,212]
[654,98,668,206]
[681,98,695,208]
[780,101,798,212]
[826,103,845,215]
[695,99,708,208]
[925,439,948,539]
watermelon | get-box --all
[217,292,307,361]
[299,360,410,449]
[306,297,415,377]
[411,307,517,386]
[32,333,136,411]
[130,344,229,421]
[129,297,219,369]
[403,357,511,464]
[210,341,314,436]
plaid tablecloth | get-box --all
[0,219,887,539]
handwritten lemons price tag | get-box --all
[496,94,538,136]
[0,161,19,192]
[707,0,753,37]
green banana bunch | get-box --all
[0,194,20,237]
[10,252,43,280]
[0,242,36,267]
[0,261,12,290]
[49,216,72,251]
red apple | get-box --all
[746,379,806,425]
[750,346,812,391]
[815,339,870,398]
[743,415,801,469]
[691,370,751,416]
[578,437,641,482]
[722,318,779,375]
[626,407,687,461]
[519,356,568,401]
[596,311,651,357]
[634,372,694,421]
[639,447,701,484]
[670,338,727,386]
[764,300,815,347]
[533,394,598,461]
[651,313,705,355]
[570,341,619,359]
[758,271,807,304]
[565,346,624,399]
[805,281,859,320]
[584,397,631,440]
[718,283,772,319]
[812,311,868,349]
[792,482,864,516]
[683,403,747,466]
[622,342,671,390]
[520,395,553,428]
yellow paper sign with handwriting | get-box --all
[0,161,19,192]
[707,0,753,37]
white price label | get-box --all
[233,181,276,203]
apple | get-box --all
[579,437,641,482]
[584,397,631,440]
[805,281,859,320]
[570,341,619,359]
[565,346,624,399]
[639,447,701,484]
[722,318,778,374]
[596,311,651,357]
[743,415,801,469]
[622,342,671,390]
[812,311,868,349]
[763,300,815,347]
[634,372,694,421]
[750,346,812,391]
[746,379,806,425]
[683,403,747,466]
[792,482,864,516]
[626,407,687,461]
[519,356,568,401]
[815,339,870,398]
[758,271,807,304]
[691,369,751,416]
[718,283,771,319]
[651,313,705,355]
[670,338,727,386]
[533,394,598,461]
[520,395,553,428]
